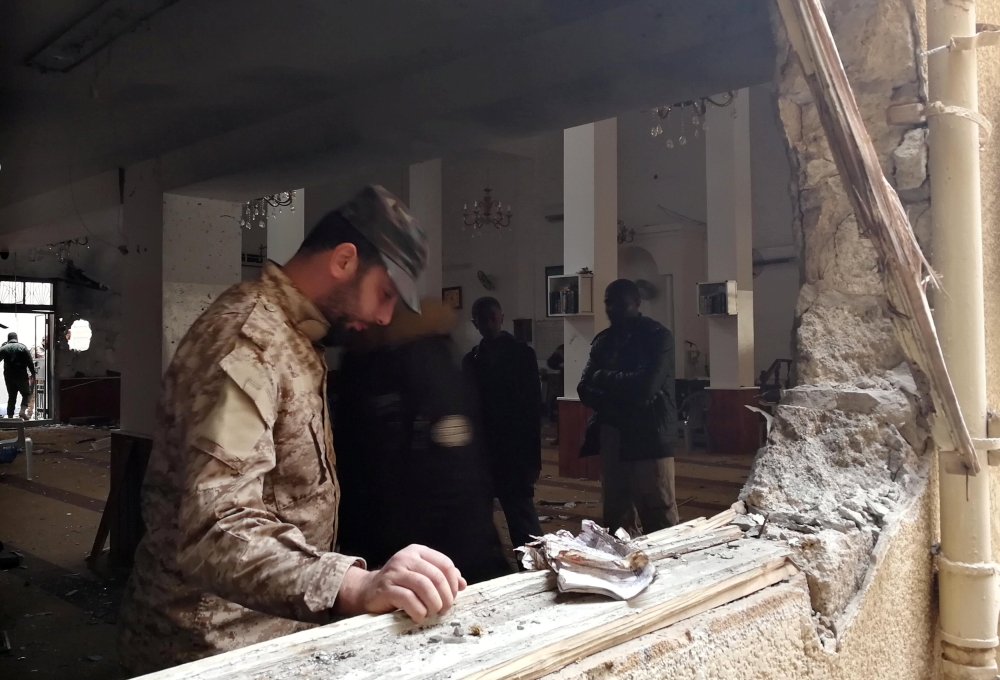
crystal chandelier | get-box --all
[240,190,297,229]
[463,187,512,230]
[617,220,635,245]
[650,91,737,149]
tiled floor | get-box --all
[0,425,126,680]
[0,422,754,678]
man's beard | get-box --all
[316,275,364,347]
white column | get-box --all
[409,159,443,299]
[120,159,164,437]
[267,189,305,265]
[705,89,755,389]
[563,119,618,398]
[162,194,242,370]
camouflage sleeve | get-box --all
[176,362,363,623]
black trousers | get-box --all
[5,374,30,418]
[497,495,542,555]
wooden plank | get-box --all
[464,556,798,680]
[137,512,760,680]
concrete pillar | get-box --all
[119,160,164,438]
[705,89,754,389]
[409,159,443,299]
[563,119,618,398]
[704,89,758,456]
[267,189,305,266]
[162,194,242,370]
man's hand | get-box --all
[334,545,466,623]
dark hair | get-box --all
[298,209,382,266]
[605,279,641,305]
[471,296,502,321]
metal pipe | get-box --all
[926,0,999,677]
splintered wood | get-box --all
[774,0,979,472]
[139,511,795,680]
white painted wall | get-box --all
[162,194,242,370]
[266,190,305,266]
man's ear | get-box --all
[328,243,359,282]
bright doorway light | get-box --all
[68,319,92,352]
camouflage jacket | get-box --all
[118,263,362,675]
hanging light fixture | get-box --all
[463,187,512,231]
[617,220,635,245]
[240,191,297,230]
[650,91,737,149]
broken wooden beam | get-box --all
[774,0,980,472]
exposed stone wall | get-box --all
[739,0,936,638]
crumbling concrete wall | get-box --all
[549,469,938,680]
[737,0,937,648]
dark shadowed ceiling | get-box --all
[0,0,776,205]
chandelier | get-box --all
[650,91,737,149]
[463,187,512,230]
[240,190,297,229]
[617,220,635,245]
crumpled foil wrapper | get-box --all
[515,520,656,600]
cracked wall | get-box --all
[739,0,938,643]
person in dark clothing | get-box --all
[463,297,543,554]
[0,332,36,420]
[578,279,678,536]
[334,299,511,584]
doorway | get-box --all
[0,278,56,421]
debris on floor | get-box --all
[517,520,655,600]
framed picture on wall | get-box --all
[544,265,564,317]
[442,286,463,310]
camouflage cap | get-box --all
[338,185,428,313]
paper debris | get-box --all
[516,520,656,600]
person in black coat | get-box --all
[578,279,678,536]
[462,297,543,554]
[333,300,511,585]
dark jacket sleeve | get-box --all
[516,345,542,472]
[592,326,674,407]
[577,335,617,412]
[22,347,36,376]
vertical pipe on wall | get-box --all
[926,0,999,677]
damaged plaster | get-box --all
[741,0,935,639]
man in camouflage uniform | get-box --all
[119,186,465,675]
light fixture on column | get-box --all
[650,91,737,149]
[617,220,635,245]
[462,187,512,230]
[240,191,296,230]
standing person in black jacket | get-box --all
[0,333,36,419]
[333,299,511,584]
[578,279,678,535]
[463,297,543,554]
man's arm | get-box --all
[22,347,36,377]
[178,371,464,623]
[516,345,543,472]
[577,338,617,412]
[591,329,673,406]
